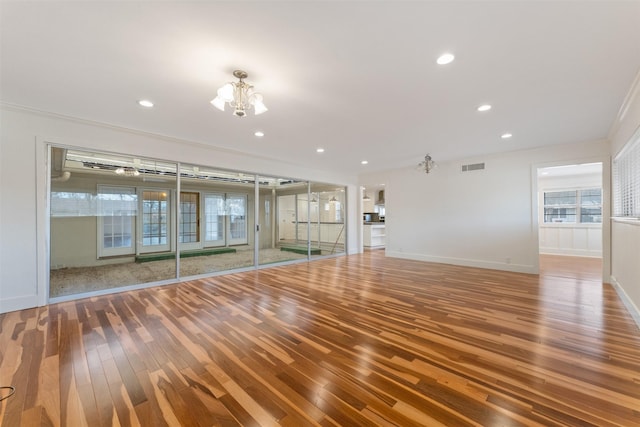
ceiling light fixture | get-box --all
[115,167,140,177]
[363,193,371,201]
[418,154,437,174]
[501,133,513,139]
[138,100,154,108]
[254,131,265,137]
[211,70,267,117]
[436,53,455,65]
[361,160,369,165]
[477,104,492,112]
[316,148,325,153]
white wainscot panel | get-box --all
[588,227,602,251]
[573,229,588,249]
[558,228,574,250]
[539,225,602,257]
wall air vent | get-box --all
[461,162,485,172]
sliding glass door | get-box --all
[49,147,348,299]
[257,176,309,266]
[49,147,177,297]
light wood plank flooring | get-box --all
[1,252,639,426]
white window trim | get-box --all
[541,187,602,226]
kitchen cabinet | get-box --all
[363,224,385,248]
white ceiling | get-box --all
[2,1,639,175]
[537,162,602,177]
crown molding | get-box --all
[0,101,286,165]
[608,68,640,139]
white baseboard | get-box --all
[540,248,602,257]
[610,276,640,331]
[385,251,537,274]
[0,295,39,314]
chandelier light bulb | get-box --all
[437,53,455,65]
[210,96,226,111]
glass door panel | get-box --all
[309,182,346,259]
[179,191,200,251]
[49,147,177,298]
[141,189,171,252]
[227,194,248,245]
[178,165,255,277]
[260,176,308,265]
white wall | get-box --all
[381,140,609,274]
[608,71,640,326]
[0,106,360,313]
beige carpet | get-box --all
[50,248,308,297]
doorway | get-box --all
[537,162,603,279]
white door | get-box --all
[140,189,171,253]
[204,193,226,247]
[226,194,248,245]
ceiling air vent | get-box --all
[461,162,485,172]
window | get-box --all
[613,131,640,218]
[543,189,601,224]
[51,191,96,217]
[579,189,602,223]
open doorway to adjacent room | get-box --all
[537,162,603,282]
[362,184,386,250]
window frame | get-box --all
[542,187,602,225]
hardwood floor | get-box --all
[1,252,639,426]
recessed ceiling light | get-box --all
[138,100,154,108]
[501,133,513,139]
[436,53,455,65]
[316,148,325,153]
[254,131,264,137]
[477,104,492,112]
[361,160,369,165]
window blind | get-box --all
[613,130,640,218]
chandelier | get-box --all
[211,70,268,117]
[418,154,437,174]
